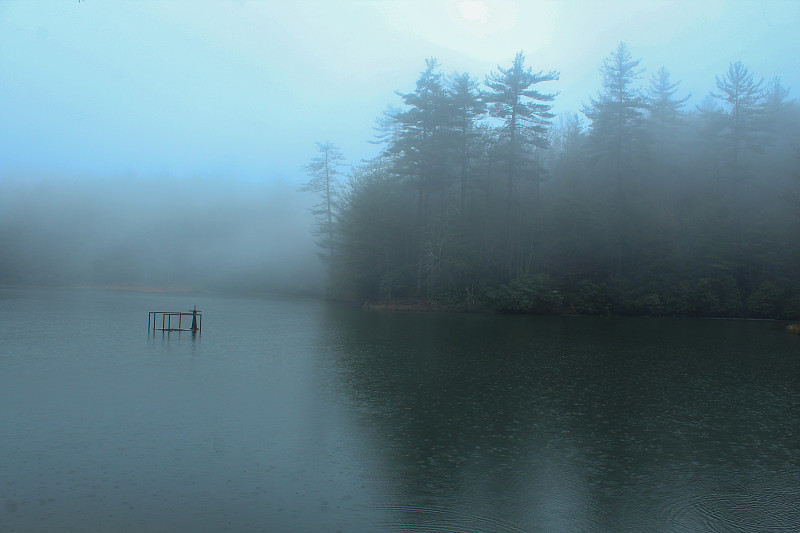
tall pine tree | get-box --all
[377,58,455,297]
[582,42,648,279]
[449,72,486,216]
[708,61,765,170]
[646,67,690,158]
[484,51,559,207]
[582,42,648,190]
[484,51,558,275]
[299,141,345,265]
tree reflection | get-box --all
[319,308,800,531]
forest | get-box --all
[304,43,800,319]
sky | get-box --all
[1,0,799,183]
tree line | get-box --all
[302,43,800,318]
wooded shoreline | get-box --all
[300,48,800,323]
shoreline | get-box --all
[360,298,800,324]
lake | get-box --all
[2,288,799,532]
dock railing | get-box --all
[148,307,202,333]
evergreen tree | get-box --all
[646,67,690,156]
[377,58,456,297]
[760,77,797,146]
[484,51,558,275]
[335,159,412,300]
[299,141,345,264]
[324,53,800,318]
[582,42,648,187]
[550,113,586,169]
[379,58,453,195]
[708,61,765,169]
[449,72,486,216]
[582,43,648,279]
[484,51,559,206]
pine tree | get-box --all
[484,51,558,275]
[376,58,456,297]
[760,77,796,146]
[646,67,690,153]
[448,72,486,216]
[582,42,648,188]
[299,141,345,263]
[379,58,453,193]
[582,42,648,279]
[708,61,765,169]
[484,51,559,206]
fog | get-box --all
[0,176,322,294]
[1,1,799,297]
[4,5,800,531]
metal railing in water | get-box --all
[148,306,202,333]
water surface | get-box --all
[2,289,799,532]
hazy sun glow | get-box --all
[457,0,489,24]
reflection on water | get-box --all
[1,289,799,532]
[322,309,800,532]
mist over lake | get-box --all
[2,2,800,531]
[0,176,323,294]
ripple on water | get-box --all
[374,504,528,533]
[657,477,800,532]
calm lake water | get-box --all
[2,288,799,532]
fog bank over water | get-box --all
[0,175,322,294]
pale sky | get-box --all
[1,0,798,182]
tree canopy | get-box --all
[308,46,800,319]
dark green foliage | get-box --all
[784,290,800,320]
[686,277,742,317]
[483,52,559,274]
[747,281,784,318]
[582,42,648,179]
[568,280,608,315]
[484,51,558,167]
[709,61,766,168]
[486,275,563,314]
[318,51,800,319]
[331,162,413,301]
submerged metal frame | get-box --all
[148,309,202,333]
